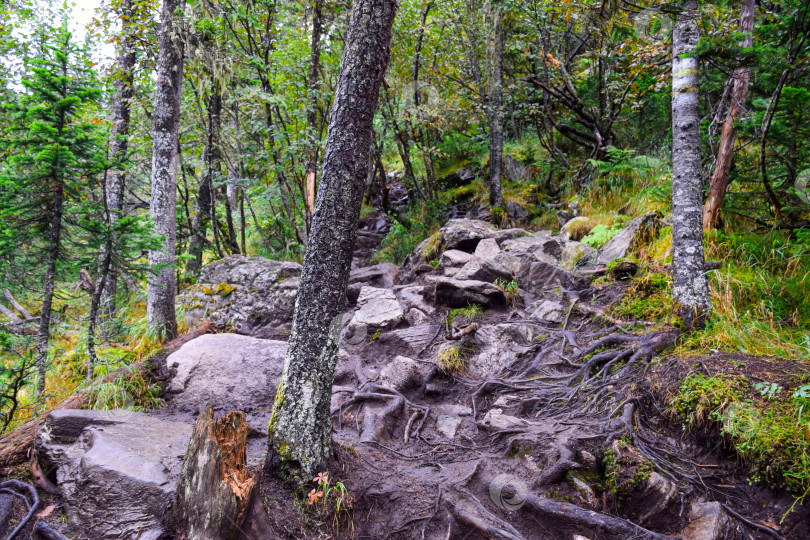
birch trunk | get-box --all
[484,0,504,209]
[147,0,185,340]
[100,0,136,318]
[671,0,710,330]
[703,0,755,230]
[267,0,397,480]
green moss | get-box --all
[448,304,482,327]
[213,282,237,296]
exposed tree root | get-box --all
[0,479,39,539]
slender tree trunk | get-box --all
[101,0,136,318]
[484,0,504,208]
[671,0,710,330]
[147,0,185,340]
[36,182,64,397]
[267,0,397,480]
[702,0,755,230]
[304,0,324,235]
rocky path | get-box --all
[15,217,808,539]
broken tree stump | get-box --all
[175,405,257,540]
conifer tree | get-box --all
[0,26,104,396]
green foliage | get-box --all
[372,201,445,265]
[448,303,482,327]
[494,278,520,305]
[438,344,467,374]
[581,224,623,248]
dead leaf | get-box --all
[37,504,56,518]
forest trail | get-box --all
[7,213,806,540]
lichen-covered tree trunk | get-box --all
[703,0,755,230]
[100,0,136,318]
[147,0,185,340]
[267,0,398,480]
[484,0,504,209]
[671,0,710,330]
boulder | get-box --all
[396,285,435,315]
[492,228,528,244]
[468,323,533,376]
[166,333,286,429]
[378,355,420,391]
[439,249,473,269]
[440,219,497,252]
[681,501,731,540]
[36,409,192,539]
[347,263,400,303]
[351,286,404,329]
[504,154,530,183]
[500,234,558,266]
[427,276,507,308]
[557,209,575,227]
[516,261,572,294]
[377,323,436,354]
[179,255,300,337]
[453,253,519,283]
[440,167,476,188]
[561,216,593,241]
[473,238,500,259]
[506,200,530,222]
[530,299,566,323]
[597,212,662,264]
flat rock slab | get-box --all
[427,276,506,308]
[166,333,286,430]
[36,409,193,540]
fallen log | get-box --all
[175,405,256,540]
[0,321,216,469]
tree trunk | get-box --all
[304,0,324,235]
[484,0,504,208]
[147,0,185,340]
[702,0,755,230]
[101,0,136,318]
[267,0,398,481]
[671,0,710,330]
[2,289,32,320]
[175,406,256,539]
[35,182,64,397]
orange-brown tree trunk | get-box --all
[703,0,755,230]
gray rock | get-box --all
[166,333,286,429]
[474,238,501,260]
[530,299,566,323]
[560,241,597,269]
[492,228,528,244]
[453,252,519,283]
[377,324,436,354]
[441,219,497,252]
[570,475,599,507]
[468,323,533,376]
[396,285,435,315]
[579,450,598,471]
[500,234,559,266]
[504,154,530,183]
[439,249,473,270]
[597,212,662,264]
[378,355,420,391]
[405,307,430,326]
[351,286,404,329]
[427,276,507,308]
[506,200,530,222]
[681,501,730,540]
[349,263,399,289]
[480,408,528,431]
[179,255,300,337]
[36,409,192,540]
[436,415,462,438]
[557,210,575,227]
[561,216,593,241]
[637,472,678,524]
[516,261,572,294]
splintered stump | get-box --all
[175,406,257,540]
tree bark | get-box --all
[175,406,256,539]
[484,0,504,208]
[267,0,398,481]
[304,0,324,235]
[2,289,32,320]
[671,0,710,330]
[100,0,136,318]
[147,0,185,340]
[702,0,754,230]
[35,181,63,397]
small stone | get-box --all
[480,408,528,431]
[579,450,598,471]
[681,501,730,540]
[569,475,599,507]
[436,415,462,439]
[378,355,420,391]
